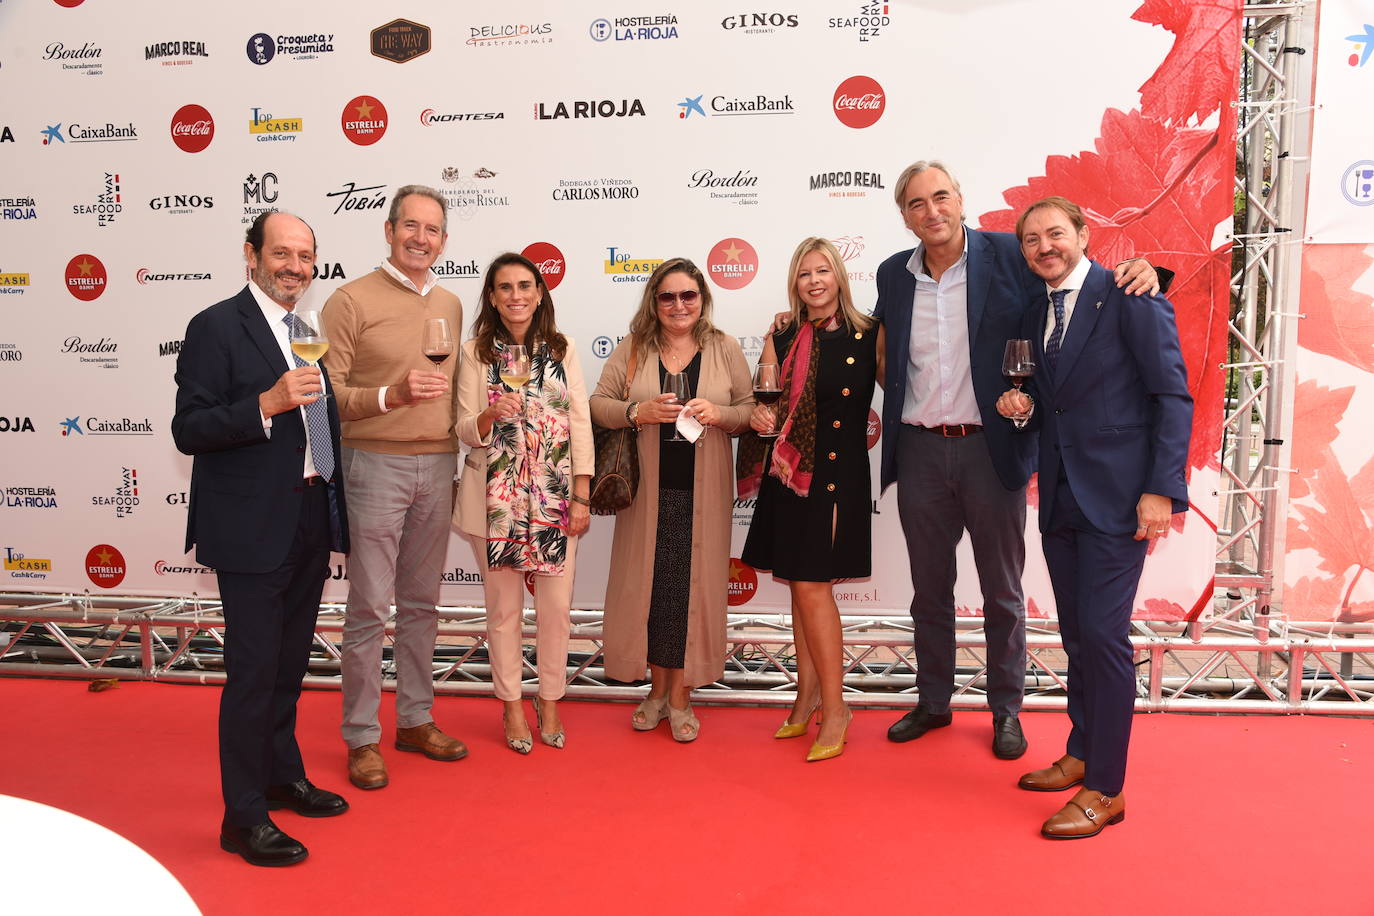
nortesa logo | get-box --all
[1348,24,1374,66]
[521,241,566,290]
[832,75,885,129]
[341,95,388,146]
[65,253,107,301]
[170,104,214,152]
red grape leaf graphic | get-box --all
[979,108,1233,473]
[1297,244,1374,373]
[1284,574,1374,623]
[1288,380,1355,499]
[1131,0,1243,126]
[1350,453,1374,517]
[1287,460,1374,579]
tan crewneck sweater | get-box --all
[321,268,463,455]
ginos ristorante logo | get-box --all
[85,543,126,588]
[727,558,758,606]
[706,237,758,290]
[833,75,885,129]
[521,241,566,290]
[342,95,388,146]
[170,104,214,152]
[65,253,107,301]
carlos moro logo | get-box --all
[170,104,214,152]
[828,2,891,41]
[85,543,127,589]
[421,109,505,125]
[521,242,566,290]
[43,40,103,75]
[62,415,154,436]
[468,22,553,47]
[727,558,758,606]
[154,560,213,576]
[706,238,759,290]
[371,19,431,63]
[145,40,209,66]
[589,15,680,42]
[833,76,885,128]
[137,267,213,284]
[249,107,302,142]
[65,253,107,301]
[341,96,388,145]
[535,98,645,120]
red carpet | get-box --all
[3,677,1371,915]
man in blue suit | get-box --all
[173,212,351,866]
[874,162,1163,759]
[996,196,1191,838]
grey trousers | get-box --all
[339,448,457,749]
[894,424,1027,716]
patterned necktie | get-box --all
[1045,289,1068,377]
[282,313,336,483]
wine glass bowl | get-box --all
[289,306,330,399]
[752,363,781,438]
[422,317,454,367]
[663,370,690,442]
[1001,339,1035,429]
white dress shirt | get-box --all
[248,280,320,479]
[1042,254,1094,348]
[901,235,981,427]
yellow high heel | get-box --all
[773,702,821,739]
[805,710,851,762]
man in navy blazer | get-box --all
[173,212,351,866]
[997,196,1191,838]
[874,161,1163,760]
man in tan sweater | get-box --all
[322,185,465,789]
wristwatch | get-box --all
[626,401,641,431]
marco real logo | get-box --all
[65,253,107,301]
[833,76,885,128]
[145,40,209,66]
[706,238,758,290]
[170,104,214,152]
[521,242,566,290]
[341,96,388,146]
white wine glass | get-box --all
[500,344,531,419]
[290,307,330,399]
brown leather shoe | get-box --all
[347,744,388,790]
[1040,788,1125,839]
[395,722,468,761]
[1017,754,1085,792]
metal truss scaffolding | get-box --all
[5,3,1369,715]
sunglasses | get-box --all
[656,290,700,306]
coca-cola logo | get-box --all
[85,543,126,589]
[170,104,214,152]
[341,95,388,146]
[521,241,566,290]
[866,407,880,450]
[706,237,759,290]
[65,253,107,301]
[832,75,885,129]
[727,558,758,606]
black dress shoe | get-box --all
[886,706,953,743]
[219,819,308,867]
[992,715,1028,760]
[266,778,349,818]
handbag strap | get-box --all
[622,344,640,400]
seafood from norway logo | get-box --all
[727,558,758,605]
[170,104,214,152]
[86,543,126,588]
[706,238,758,290]
[832,76,885,129]
[65,253,107,301]
[94,467,139,518]
[342,96,388,146]
[828,2,891,41]
[72,172,121,227]
[521,242,566,290]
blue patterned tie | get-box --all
[283,313,336,483]
[1045,289,1068,377]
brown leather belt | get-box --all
[919,424,982,438]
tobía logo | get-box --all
[707,238,759,290]
[727,558,758,605]
[65,253,107,300]
[342,96,388,145]
[85,543,127,588]
[521,242,566,290]
[171,104,214,152]
[326,181,388,216]
[833,76,885,128]
[371,19,431,62]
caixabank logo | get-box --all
[432,258,480,279]
[521,242,566,290]
[170,104,214,152]
[833,76,885,128]
[341,96,388,146]
[1345,23,1373,66]
[371,19,431,62]
[43,121,138,145]
[65,253,107,301]
[61,416,154,437]
[86,543,126,589]
[706,238,758,290]
[678,91,794,119]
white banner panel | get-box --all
[0,0,1235,621]
[1306,1,1374,242]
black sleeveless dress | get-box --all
[741,319,878,582]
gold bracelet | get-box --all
[570,494,590,506]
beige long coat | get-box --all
[589,332,753,687]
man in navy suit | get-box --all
[874,161,1163,759]
[996,196,1191,838]
[173,212,351,866]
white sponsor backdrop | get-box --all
[1305,0,1374,243]
[0,0,1228,618]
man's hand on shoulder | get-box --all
[1113,258,1161,297]
[260,367,326,418]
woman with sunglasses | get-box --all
[454,252,593,753]
[590,258,753,741]
[738,237,884,762]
